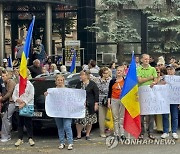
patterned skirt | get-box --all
[75,109,97,126]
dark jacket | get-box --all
[0,77,4,94]
[76,80,99,115]
[108,79,116,99]
[28,65,42,78]
[33,44,46,61]
[108,78,124,99]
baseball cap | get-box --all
[3,58,7,63]
[166,65,175,69]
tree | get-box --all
[86,0,141,63]
[53,19,75,47]
[144,0,180,53]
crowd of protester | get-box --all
[0,52,180,150]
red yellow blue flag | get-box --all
[120,53,141,138]
[19,16,35,96]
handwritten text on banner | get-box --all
[45,88,86,118]
[139,85,170,115]
[165,75,180,104]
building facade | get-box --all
[0,0,96,65]
[0,0,179,65]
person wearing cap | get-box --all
[161,65,179,140]
[157,56,165,69]
[137,54,158,140]
[33,39,46,64]
[2,59,8,69]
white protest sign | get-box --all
[139,85,170,115]
[164,75,180,84]
[45,88,86,118]
[165,75,180,104]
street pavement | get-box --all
[0,127,180,154]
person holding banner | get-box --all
[44,75,73,150]
[107,66,126,140]
[75,70,99,141]
[137,54,158,139]
[161,65,179,139]
[155,67,167,132]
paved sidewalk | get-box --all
[0,128,180,154]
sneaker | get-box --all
[15,139,23,147]
[138,134,144,140]
[29,138,35,146]
[100,134,106,138]
[1,138,11,142]
[58,144,65,149]
[161,133,169,139]
[67,144,73,150]
[172,133,178,139]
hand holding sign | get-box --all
[45,88,86,118]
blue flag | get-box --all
[8,54,13,68]
[70,52,76,73]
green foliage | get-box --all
[86,0,140,44]
[53,18,75,38]
[144,0,180,53]
[101,0,136,8]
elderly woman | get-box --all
[75,70,99,141]
[60,65,67,73]
[95,67,111,137]
[49,63,60,75]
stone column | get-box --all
[0,3,5,64]
[45,3,52,56]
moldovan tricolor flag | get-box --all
[70,51,76,73]
[120,53,141,139]
[19,16,35,96]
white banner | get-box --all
[45,88,86,118]
[165,75,180,104]
[139,85,170,115]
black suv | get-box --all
[30,73,99,130]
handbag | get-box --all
[19,104,34,117]
[105,108,114,130]
[102,96,108,107]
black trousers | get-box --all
[16,111,33,140]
